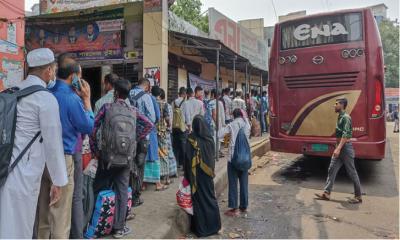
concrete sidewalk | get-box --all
[121,135,270,239]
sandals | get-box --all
[347,196,363,204]
[224,209,239,217]
[315,192,330,201]
[155,184,169,191]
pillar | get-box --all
[142,0,169,95]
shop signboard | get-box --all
[40,0,129,14]
[26,10,124,60]
[208,8,268,71]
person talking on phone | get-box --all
[36,53,94,239]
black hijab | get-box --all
[190,115,216,172]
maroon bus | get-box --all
[269,8,386,160]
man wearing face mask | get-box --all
[0,48,68,238]
[36,53,94,239]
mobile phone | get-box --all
[72,74,81,91]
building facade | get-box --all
[0,0,25,91]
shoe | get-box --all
[113,226,132,239]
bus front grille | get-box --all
[284,71,359,89]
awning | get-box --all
[169,31,268,81]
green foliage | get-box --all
[378,20,399,88]
[170,0,209,33]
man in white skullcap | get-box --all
[0,48,68,238]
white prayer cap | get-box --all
[27,48,55,67]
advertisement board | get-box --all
[40,0,128,14]
[26,10,124,60]
[208,8,268,71]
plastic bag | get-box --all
[176,177,193,215]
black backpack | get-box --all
[0,85,48,187]
[101,102,137,169]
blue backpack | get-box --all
[203,99,214,131]
[231,127,252,171]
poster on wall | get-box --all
[26,18,124,61]
[0,40,18,55]
[188,73,216,91]
[144,67,160,87]
[1,59,24,89]
[40,0,127,14]
[7,23,17,44]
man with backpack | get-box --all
[129,78,156,204]
[172,87,187,168]
[90,79,153,238]
[218,109,251,217]
[182,87,205,133]
[0,48,68,238]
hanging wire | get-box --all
[270,0,278,22]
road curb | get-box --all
[171,137,271,238]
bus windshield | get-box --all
[281,12,363,50]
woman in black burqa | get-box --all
[183,115,221,237]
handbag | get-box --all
[176,177,193,215]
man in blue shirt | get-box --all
[36,54,94,239]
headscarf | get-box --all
[187,115,216,194]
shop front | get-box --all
[25,2,143,104]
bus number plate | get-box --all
[311,144,328,152]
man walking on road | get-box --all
[316,98,363,204]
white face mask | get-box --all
[47,71,57,89]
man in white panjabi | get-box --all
[0,48,68,238]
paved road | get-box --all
[212,123,399,239]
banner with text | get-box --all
[208,8,268,71]
[189,73,217,91]
[26,15,124,60]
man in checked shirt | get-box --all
[316,98,363,204]
[90,79,153,238]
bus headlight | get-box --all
[279,57,286,64]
